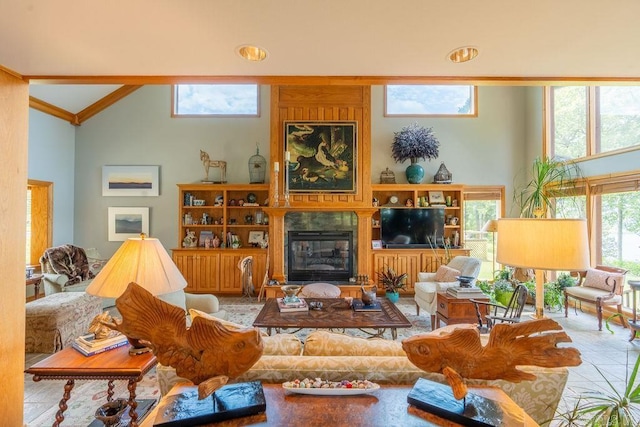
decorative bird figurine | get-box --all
[104,282,264,400]
[402,319,581,400]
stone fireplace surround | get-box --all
[284,212,358,284]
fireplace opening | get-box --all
[288,231,354,283]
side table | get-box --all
[436,292,489,329]
[628,280,640,342]
[26,273,43,300]
[25,345,157,427]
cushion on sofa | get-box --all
[189,309,302,356]
[583,268,624,293]
[434,265,461,282]
[303,330,405,357]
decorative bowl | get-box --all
[281,285,302,303]
[95,398,128,426]
[456,276,475,288]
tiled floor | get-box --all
[23,297,640,425]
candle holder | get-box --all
[272,169,280,207]
[284,160,291,207]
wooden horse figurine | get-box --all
[200,150,227,183]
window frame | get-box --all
[384,84,478,117]
[171,84,261,118]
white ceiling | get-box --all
[4,0,640,112]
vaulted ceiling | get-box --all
[3,1,640,120]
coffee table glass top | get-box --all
[252,298,412,330]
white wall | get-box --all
[73,85,271,257]
[28,109,76,245]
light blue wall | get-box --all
[32,84,640,259]
[28,109,76,245]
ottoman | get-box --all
[299,282,341,298]
[25,292,102,353]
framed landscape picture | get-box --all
[108,207,149,241]
[102,165,160,196]
[284,122,357,193]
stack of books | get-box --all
[446,286,485,299]
[351,298,382,312]
[276,297,309,312]
[72,332,129,356]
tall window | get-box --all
[463,186,505,280]
[385,85,477,116]
[172,84,260,116]
[549,86,640,159]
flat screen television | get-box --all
[380,208,446,248]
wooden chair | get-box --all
[564,265,628,331]
[471,284,529,331]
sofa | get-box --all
[156,316,569,425]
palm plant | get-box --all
[554,354,640,426]
[515,156,582,218]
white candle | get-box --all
[285,151,291,162]
[274,161,280,172]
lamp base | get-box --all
[127,337,153,356]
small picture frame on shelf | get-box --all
[428,191,445,205]
[248,231,265,245]
[371,240,383,249]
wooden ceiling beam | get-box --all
[76,85,142,124]
[29,96,79,125]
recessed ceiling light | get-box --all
[447,46,479,63]
[237,45,268,62]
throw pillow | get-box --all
[583,268,624,293]
[87,257,108,276]
[435,265,461,282]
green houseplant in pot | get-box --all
[378,265,407,303]
[392,123,440,184]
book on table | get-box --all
[351,298,382,312]
[77,332,128,348]
[276,297,309,312]
[72,337,129,356]
[446,287,485,299]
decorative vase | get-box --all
[386,291,400,303]
[405,159,424,184]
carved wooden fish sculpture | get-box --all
[402,319,581,399]
[106,283,264,400]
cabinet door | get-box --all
[219,253,244,293]
[173,251,220,293]
[372,252,420,293]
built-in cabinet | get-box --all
[173,183,471,295]
[173,184,269,294]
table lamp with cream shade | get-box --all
[86,234,187,353]
[496,219,590,319]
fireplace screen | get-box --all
[288,231,353,282]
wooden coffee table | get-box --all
[253,298,412,339]
[25,345,157,427]
[140,383,537,426]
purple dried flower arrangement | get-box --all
[391,123,440,163]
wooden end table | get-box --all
[140,383,537,426]
[25,345,157,427]
[26,273,43,300]
[436,292,489,329]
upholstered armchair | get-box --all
[414,256,482,329]
[564,265,628,330]
[40,245,114,308]
[157,290,227,321]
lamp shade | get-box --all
[86,237,187,298]
[481,219,499,233]
[496,218,590,271]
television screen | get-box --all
[380,208,445,248]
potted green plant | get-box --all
[514,156,582,218]
[377,265,407,303]
[392,123,440,184]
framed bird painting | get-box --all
[284,121,357,193]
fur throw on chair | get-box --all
[40,244,94,285]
